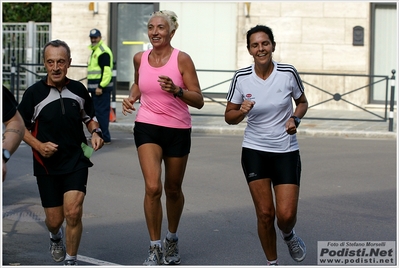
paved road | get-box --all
[2,130,396,266]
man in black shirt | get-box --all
[18,40,104,265]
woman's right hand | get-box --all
[122,97,136,116]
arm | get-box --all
[224,99,255,125]
[176,52,204,109]
[86,120,104,151]
[94,53,112,96]
[2,111,25,181]
[23,128,58,158]
[286,93,309,135]
[97,52,112,89]
[158,51,204,109]
[122,52,142,116]
[3,111,25,155]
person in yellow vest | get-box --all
[88,28,114,144]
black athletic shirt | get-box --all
[3,86,18,122]
[18,77,95,176]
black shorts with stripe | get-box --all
[241,147,301,186]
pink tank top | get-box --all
[136,48,191,128]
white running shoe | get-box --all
[163,238,181,265]
[143,244,163,266]
[282,229,306,262]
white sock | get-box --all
[49,228,62,241]
[281,229,294,240]
[166,230,178,241]
[267,259,278,265]
[65,254,76,261]
[150,240,162,249]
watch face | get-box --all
[3,149,11,162]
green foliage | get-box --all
[2,2,51,22]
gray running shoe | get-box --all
[143,244,163,266]
[49,228,66,262]
[282,230,306,262]
[163,238,181,265]
[64,259,78,266]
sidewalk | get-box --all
[110,96,397,139]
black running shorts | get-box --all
[36,168,88,208]
[241,147,301,186]
[133,122,191,157]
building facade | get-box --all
[49,2,397,110]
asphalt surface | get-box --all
[2,97,397,267]
[2,129,397,267]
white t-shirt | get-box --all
[226,61,304,153]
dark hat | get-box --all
[89,28,101,37]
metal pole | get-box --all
[111,60,117,122]
[388,69,396,132]
[10,56,16,96]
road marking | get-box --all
[77,255,121,266]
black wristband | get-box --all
[174,87,184,98]
[91,128,103,139]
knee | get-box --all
[145,184,162,199]
[64,206,83,226]
[164,186,182,201]
[45,216,64,231]
[256,207,275,226]
[276,210,297,228]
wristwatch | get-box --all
[290,116,301,128]
[3,149,11,163]
[174,87,184,98]
[91,128,103,139]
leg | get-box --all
[138,143,164,241]
[274,184,299,233]
[92,91,111,142]
[162,155,187,265]
[248,178,277,261]
[44,206,65,235]
[274,184,306,262]
[45,206,66,262]
[63,190,85,256]
[163,155,188,233]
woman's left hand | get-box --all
[158,75,178,95]
[285,119,297,135]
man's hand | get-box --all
[39,142,59,158]
[95,87,103,96]
[91,133,104,151]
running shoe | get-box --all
[163,238,181,265]
[64,259,78,266]
[49,228,66,262]
[143,244,163,266]
[282,229,306,262]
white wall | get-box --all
[51,2,110,84]
[160,2,238,94]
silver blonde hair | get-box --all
[149,10,179,32]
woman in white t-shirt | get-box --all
[225,25,309,266]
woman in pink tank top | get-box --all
[122,10,204,266]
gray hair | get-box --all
[149,10,179,32]
[43,39,71,59]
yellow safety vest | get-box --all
[87,40,114,90]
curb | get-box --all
[109,123,397,139]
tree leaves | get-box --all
[2,3,51,22]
